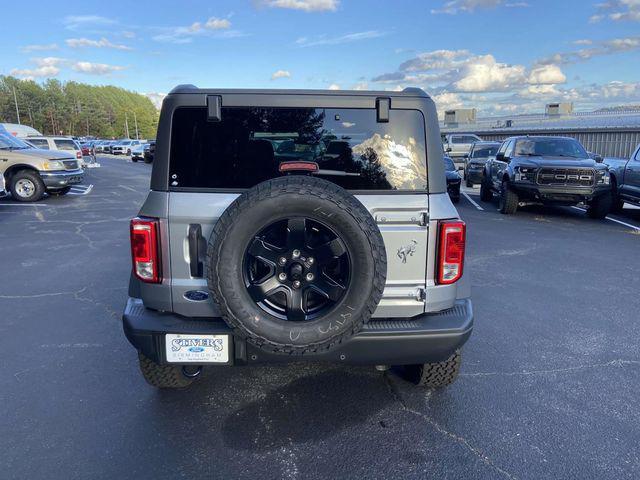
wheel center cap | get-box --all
[288,262,304,280]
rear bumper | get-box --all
[122,297,473,366]
[40,169,84,188]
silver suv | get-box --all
[122,86,473,389]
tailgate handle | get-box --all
[188,224,206,277]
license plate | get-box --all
[165,334,229,363]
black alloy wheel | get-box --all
[243,217,350,322]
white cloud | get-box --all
[71,61,125,75]
[573,39,593,45]
[328,83,341,90]
[590,0,640,22]
[295,30,385,47]
[352,81,369,90]
[453,55,527,92]
[433,91,465,117]
[537,36,640,65]
[152,16,238,43]
[10,57,65,78]
[63,15,116,30]
[145,93,166,109]
[257,0,338,12]
[66,37,132,50]
[372,49,568,102]
[10,65,60,78]
[21,43,59,53]
[431,0,528,14]
[205,17,232,29]
[271,69,291,80]
[527,64,566,84]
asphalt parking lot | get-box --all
[1,156,639,479]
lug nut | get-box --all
[278,273,287,282]
[305,273,314,281]
[292,280,301,289]
[278,257,287,266]
[307,257,314,265]
[292,249,301,259]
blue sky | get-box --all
[2,0,639,116]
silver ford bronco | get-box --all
[122,86,473,389]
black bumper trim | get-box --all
[122,297,473,366]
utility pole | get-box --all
[12,87,21,125]
[133,111,139,140]
[125,112,130,139]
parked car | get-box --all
[143,140,155,164]
[0,122,42,138]
[479,136,612,218]
[112,139,142,155]
[25,136,91,167]
[442,133,483,168]
[130,143,145,162]
[464,141,501,187]
[0,133,84,202]
[444,156,461,203]
[94,140,113,154]
[604,144,640,212]
[122,86,472,390]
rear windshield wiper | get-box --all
[315,169,361,177]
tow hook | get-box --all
[181,365,203,378]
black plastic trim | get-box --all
[122,297,473,366]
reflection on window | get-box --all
[169,107,427,191]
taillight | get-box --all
[76,151,82,159]
[436,220,466,285]
[130,217,161,283]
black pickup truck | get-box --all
[604,144,640,212]
[480,136,612,218]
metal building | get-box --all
[440,109,640,158]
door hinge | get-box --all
[416,288,426,302]
[419,212,429,226]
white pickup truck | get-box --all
[442,133,483,169]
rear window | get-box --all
[472,145,499,158]
[169,107,427,191]
[53,139,78,151]
[28,138,49,149]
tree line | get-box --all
[0,76,158,139]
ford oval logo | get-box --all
[188,346,205,353]
[184,290,209,302]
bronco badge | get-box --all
[397,240,418,264]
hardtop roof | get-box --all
[167,84,430,98]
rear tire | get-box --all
[396,350,462,388]
[132,157,138,162]
[498,180,518,214]
[138,352,196,389]
[466,179,473,188]
[587,192,612,219]
[480,178,492,202]
[10,170,46,202]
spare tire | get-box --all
[206,176,386,355]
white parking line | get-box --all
[68,184,93,196]
[0,203,48,206]
[461,191,484,211]
[571,206,640,232]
